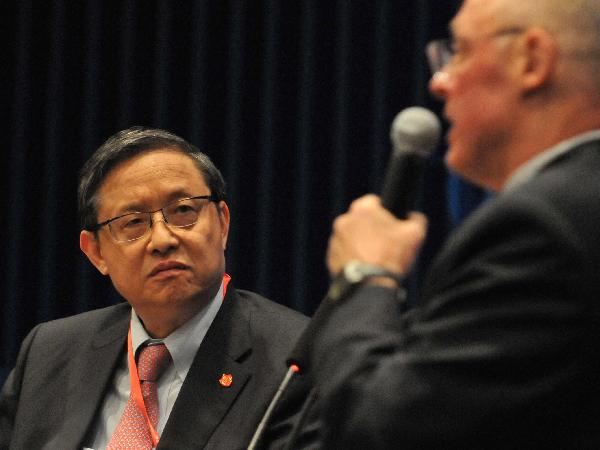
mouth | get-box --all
[149,261,190,277]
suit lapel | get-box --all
[159,286,253,449]
[58,304,130,448]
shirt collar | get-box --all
[130,279,225,380]
[504,129,600,192]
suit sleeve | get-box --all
[0,324,41,450]
[310,193,600,448]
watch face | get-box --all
[345,261,400,284]
[344,260,367,283]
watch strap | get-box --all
[327,260,403,302]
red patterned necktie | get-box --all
[107,343,172,450]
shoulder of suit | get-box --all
[229,287,309,338]
[30,302,130,341]
[43,301,130,324]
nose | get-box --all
[147,211,179,254]
[428,70,451,101]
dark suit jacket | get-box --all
[307,141,600,448]
[0,285,309,450]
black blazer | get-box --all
[308,141,600,448]
[0,285,309,449]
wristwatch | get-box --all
[327,260,403,302]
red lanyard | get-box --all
[125,273,231,447]
[222,273,231,297]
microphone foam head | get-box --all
[390,107,441,156]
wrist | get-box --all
[327,260,403,302]
[364,275,399,288]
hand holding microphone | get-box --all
[382,106,442,217]
[326,195,429,279]
[327,107,441,277]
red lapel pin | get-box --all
[219,373,233,387]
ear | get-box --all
[519,27,558,93]
[216,201,230,250]
[80,230,109,275]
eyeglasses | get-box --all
[426,27,525,74]
[91,194,220,243]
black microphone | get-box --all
[246,107,441,449]
[381,106,442,218]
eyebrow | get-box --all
[163,189,200,204]
[113,190,201,215]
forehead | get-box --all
[98,149,208,211]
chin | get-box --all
[167,286,203,304]
[146,283,195,305]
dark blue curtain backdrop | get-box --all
[1,0,486,378]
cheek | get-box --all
[106,263,145,303]
[102,247,143,284]
[186,227,226,265]
[453,58,511,102]
[450,74,514,145]
[195,216,227,250]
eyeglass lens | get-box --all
[108,197,209,242]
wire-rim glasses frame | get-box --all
[90,194,221,243]
[426,27,525,74]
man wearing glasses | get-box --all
[0,127,309,449]
[298,0,600,448]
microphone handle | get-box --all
[380,151,428,219]
[247,365,299,450]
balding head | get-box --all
[506,0,600,49]
[460,0,599,47]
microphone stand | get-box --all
[247,364,300,450]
